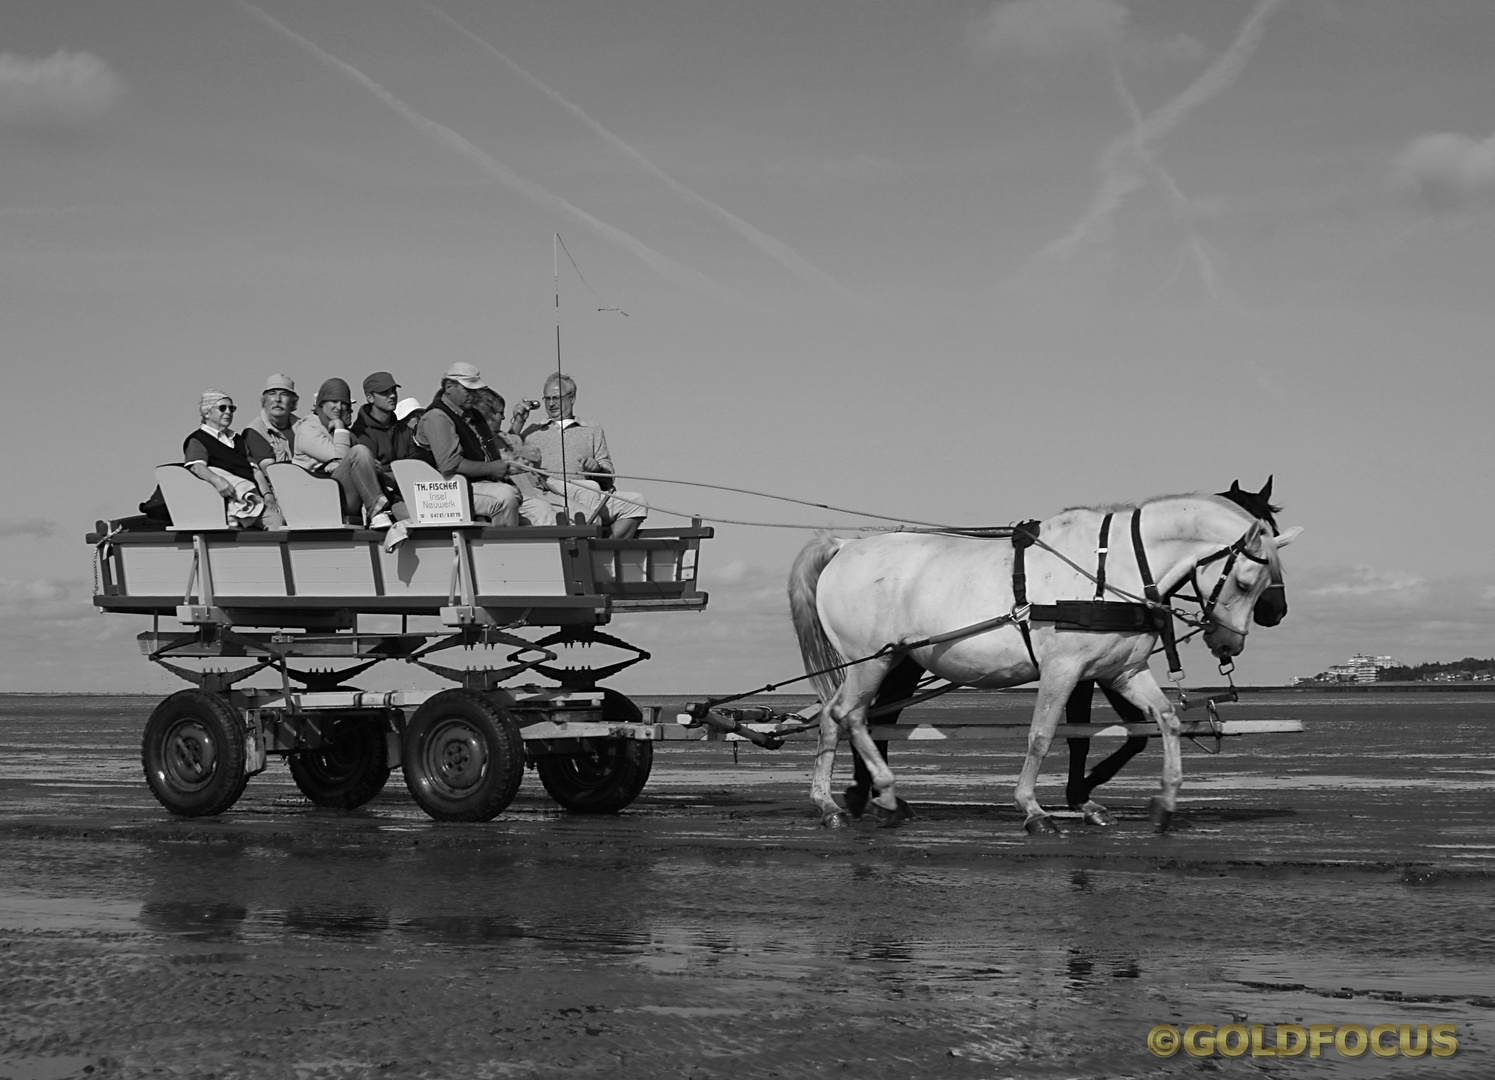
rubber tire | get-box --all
[142,689,248,817]
[536,739,653,814]
[402,689,524,822]
[288,721,391,809]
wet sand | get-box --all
[1,691,1491,1078]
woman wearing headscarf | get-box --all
[183,390,269,528]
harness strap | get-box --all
[1011,520,1043,672]
[1131,508,1183,677]
[1094,512,1112,601]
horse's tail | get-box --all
[788,533,847,703]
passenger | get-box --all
[412,363,526,526]
[512,373,647,538]
[394,396,424,434]
[292,377,404,529]
[467,387,553,525]
[183,391,266,528]
[350,371,414,521]
[242,373,303,529]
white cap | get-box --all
[394,397,423,421]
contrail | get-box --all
[418,1,866,306]
[232,0,738,302]
[1032,0,1284,272]
[1110,64,1220,298]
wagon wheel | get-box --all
[402,689,524,822]
[289,720,391,810]
[534,687,652,813]
[141,689,249,817]
[535,740,653,813]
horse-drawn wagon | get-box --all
[92,468,1303,829]
[89,463,720,821]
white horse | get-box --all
[787,494,1300,832]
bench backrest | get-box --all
[154,464,229,531]
[266,462,350,530]
[391,459,473,525]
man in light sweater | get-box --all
[512,373,646,538]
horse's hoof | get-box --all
[1148,797,1173,832]
[1023,814,1063,836]
[821,810,852,829]
[1075,802,1116,827]
[870,798,914,828]
[840,787,870,819]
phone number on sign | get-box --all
[1146,1023,1458,1059]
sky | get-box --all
[3,0,1494,694]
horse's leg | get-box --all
[809,699,846,827]
[1066,682,1149,826]
[845,657,923,818]
[814,659,892,828]
[1064,680,1095,811]
[1014,669,1078,835]
[1106,670,1184,832]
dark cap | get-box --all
[316,377,353,404]
[362,371,398,396]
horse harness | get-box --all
[1009,509,1271,679]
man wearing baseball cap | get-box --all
[351,371,414,467]
[412,363,525,525]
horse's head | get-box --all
[1215,477,1293,627]
[1195,517,1301,660]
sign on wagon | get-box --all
[409,479,471,525]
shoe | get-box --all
[368,511,395,529]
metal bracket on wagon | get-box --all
[519,629,651,688]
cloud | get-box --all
[760,153,899,190]
[233,1,738,303]
[0,518,58,539]
[969,0,1205,67]
[0,577,72,606]
[1305,565,1424,600]
[1005,0,1283,301]
[1391,131,1495,213]
[0,51,124,131]
[420,2,865,305]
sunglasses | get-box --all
[215,404,237,412]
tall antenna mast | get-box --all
[554,233,569,520]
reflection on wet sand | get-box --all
[0,692,1491,1076]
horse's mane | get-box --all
[1059,493,1281,573]
[1061,492,1240,516]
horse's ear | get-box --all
[1274,525,1302,548]
[1228,480,1243,495]
[1259,476,1273,500]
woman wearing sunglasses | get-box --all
[182,390,267,528]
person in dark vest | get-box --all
[412,363,525,525]
[182,390,267,528]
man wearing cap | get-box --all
[351,371,415,471]
[513,373,647,538]
[242,373,302,529]
[413,363,524,526]
[293,377,403,527]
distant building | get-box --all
[1295,653,1403,685]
